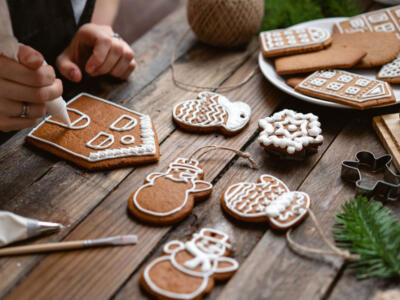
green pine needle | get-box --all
[334,196,400,279]
[261,0,361,31]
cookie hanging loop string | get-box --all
[188,145,258,169]
[170,29,258,93]
[286,208,359,260]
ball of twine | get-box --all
[187,0,264,48]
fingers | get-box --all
[0,116,39,132]
[56,51,82,82]
[0,56,56,87]
[17,44,44,70]
[85,36,112,74]
[0,77,63,104]
[90,40,123,76]
[110,43,136,79]
[0,99,46,119]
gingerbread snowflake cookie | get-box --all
[378,55,400,84]
[259,27,332,58]
[128,158,213,224]
[221,175,310,230]
[173,91,251,135]
[258,109,323,158]
[141,228,239,300]
[26,93,160,170]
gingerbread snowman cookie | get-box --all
[141,228,239,300]
[172,91,251,135]
[258,109,323,158]
[128,158,213,224]
[221,175,311,230]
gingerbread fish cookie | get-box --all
[128,158,213,224]
[259,27,332,58]
[141,228,239,300]
[26,93,160,170]
[172,91,251,135]
[258,109,323,158]
[221,175,311,230]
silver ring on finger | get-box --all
[112,32,122,40]
[19,102,29,118]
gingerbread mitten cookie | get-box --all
[128,158,213,224]
[221,175,310,230]
[141,228,239,300]
[172,92,251,135]
[258,109,323,158]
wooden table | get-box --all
[1,1,399,299]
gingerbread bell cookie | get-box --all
[259,27,332,58]
[258,109,323,158]
[172,91,251,135]
[221,175,310,230]
[26,93,160,170]
[141,228,239,300]
[295,70,396,109]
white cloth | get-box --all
[71,0,88,24]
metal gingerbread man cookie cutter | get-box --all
[341,151,400,201]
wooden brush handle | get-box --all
[0,241,85,256]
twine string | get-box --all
[286,208,359,260]
[170,28,257,93]
[188,145,258,169]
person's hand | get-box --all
[56,23,136,82]
[0,44,63,132]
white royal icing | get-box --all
[223,175,311,229]
[86,131,114,149]
[120,135,135,145]
[260,27,331,53]
[143,228,239,300]
[132,158,213,217]
[258,109,323,154]
[27,93,158,162]
[46,108,90,129]
[172,91,251,133]
[109,114,137,131]
[378,55,400,79]
[297,70,393,103]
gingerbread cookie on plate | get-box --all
[258,109,323,158]
[221,175,311,230]
[259,27,332,58]
[128,157,213,224]
[26,93,160,170]
[141,228,239,300]
[173,91,251,135]
[378,55,400,84]
[295,70,396,109]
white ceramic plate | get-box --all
[258,17,400,109]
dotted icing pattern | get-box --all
[378,55,400,79]
[297,70,393,103]
[335,5,400,38]
[260,27,331,53]
[258,109,323,155]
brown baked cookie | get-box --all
[141,228,239,299]
[295,70,396,109]
[378,55,400,84]
[172,91,251,136]
[274,45,366,75]
[332,32,400,68]
[26,93,160,170]
[258,109,323,158]
[285,76,307,88]
[259,27,332,58]
[128,157,213,224]
[334,5,400,36]
[221,175,311,230]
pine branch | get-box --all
[334,196,400,279]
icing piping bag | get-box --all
[0,211,63,247]
[0,0,71,126]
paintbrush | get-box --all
[0,235,138,256]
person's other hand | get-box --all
[56,23,136,82]
[0,44,63,132]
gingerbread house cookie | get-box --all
[172,91,251,135]
[378,55,400,84]
[258,109,323,158]
[259,27,332,58]
[221,175,311,230]
[26,93,160,170]
[141,228,239,300]
[295,70,396,109]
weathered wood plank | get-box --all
[0,16,259,300]
[216,116,394,300]
[113,99,351,300]
[5,52,279,300]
